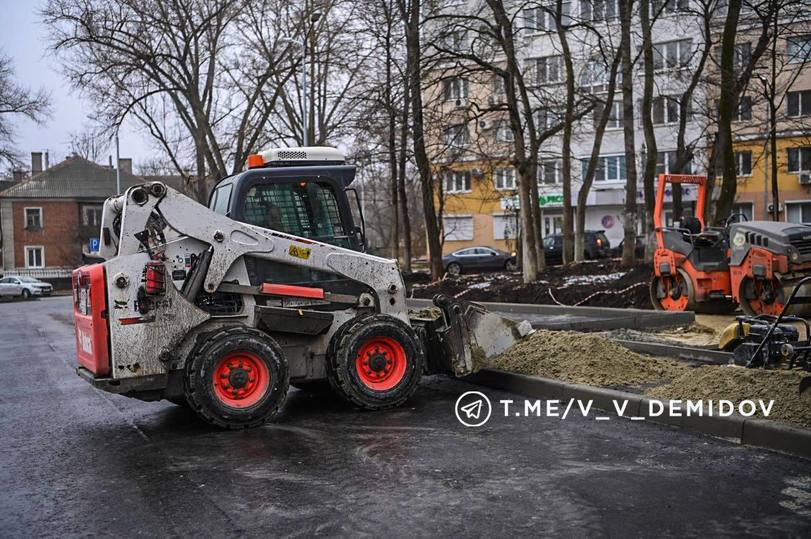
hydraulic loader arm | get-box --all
[99,182,408,320]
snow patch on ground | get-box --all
[562,272,627,287]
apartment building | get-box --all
[426,0,809,254]
[721,24,811,221]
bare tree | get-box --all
[67,127,109,162]
[619,0,639,267]
[398,0,444,280]
[43,0,297,201]
[0,51,51,168]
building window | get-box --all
[652,95,684,125]
[787,202,811,223]
[733,42,751,70]
[594,100,623,128]
[444,215,474,241]
[529,55,563,85]
[494,168,516,190]
[539,160,561,184]
[735,96,753,121]
[24,207,42,229]
[656,151,692,175]
[536,108,562,130]
[442,78,469,102]
[653,39,692,70]
[83,205,103,227]
[493,213,519,240]
[444,171,471,193]
[733,202,754,221]
[787,147,811,173]
[442,124,470,147]
[492,76,506,101]
[495,121,514,142]
[651,0,690,13]
[25,246,44,268]
[441,30,467,52]
[582,155,626,182]
[788,90,811,117]
[522,4,570,32]
[579,60,619,89]
[581,0,619,22]
[787,35,811,64]
[735,151,752,176]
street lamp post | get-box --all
[304,11,321,147]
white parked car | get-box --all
[0,276,53,299]
[0,277,23,298]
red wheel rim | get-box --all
[744,279,785,316]
[355,336,407,391]
[657,274,689,311]
[212,351,270,408]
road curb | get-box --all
[465,369,811,460]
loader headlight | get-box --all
[789,248,800,262]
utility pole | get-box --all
[115,130,121,195]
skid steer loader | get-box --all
[72,147,531,428]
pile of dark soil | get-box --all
[409,260,653,309]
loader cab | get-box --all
[208,146,366,252]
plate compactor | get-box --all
[651,174,811,316]
[718,275,811,399]
[72,147,531,428]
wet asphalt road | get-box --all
[1,297,810,537]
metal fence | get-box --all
[2,267,74,279]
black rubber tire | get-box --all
[184,327,289,429]
[327,314,424,410]
[446,262,462,276]
[21,289,30,299]
[167,396,191,409]
[504,259,517,272]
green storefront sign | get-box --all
[539,194,564,207]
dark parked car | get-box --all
[543,230,611,265]
[611,235,646,258]
[443,246,517,275]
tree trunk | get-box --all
[714,0,743,222]
[575,48,622,262]
[639,0,657,255]
[402,0,443,280]
[485,0,538,282]
[620,0,638,268]
[531,168,546,272]
[384,25,399,260]
[557,11,575,265]
[398,80,413,273]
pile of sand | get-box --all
[648,366,811,428]
[489,330,689,387]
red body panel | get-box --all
[72,264,110,376]
[261,283,325,299]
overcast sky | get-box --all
[1,0,152,170]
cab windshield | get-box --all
[242,180,350,247]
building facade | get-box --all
[426,1,809,255]
[0,154,185,283]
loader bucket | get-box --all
[411,294,533,377]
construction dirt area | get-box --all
[407,262,811,430]
[407,260,652,308]
[488,329,811,429]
